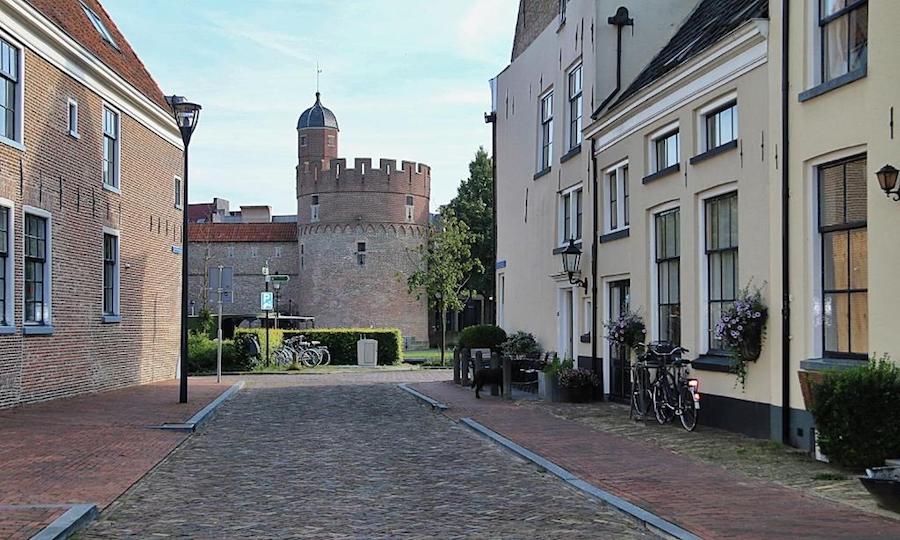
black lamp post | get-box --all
[876,164,900,201]
[168,95,201,404]
[560,238,588,293]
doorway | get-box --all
[608,279,631,402]
[558,288,574,360]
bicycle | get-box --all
[281,335,322,367]
[629,343,665,421]
[649,344,700,431]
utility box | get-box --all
[357,339,378,367]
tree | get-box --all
[443,147,493,305]
[406,213,483,364]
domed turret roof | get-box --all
[297,92,339,130]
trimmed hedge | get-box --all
[236,327,403,366]
[187,332,252,373]
[811,357,900,469]
[458,325,507,351]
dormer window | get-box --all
[81,2,118,49]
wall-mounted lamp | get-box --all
[560,238,588,293]
[876,164,900,200]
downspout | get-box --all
[485,90,498,325]
[591,7,633,120]
[780,0,792,445]
[590,137,600,396]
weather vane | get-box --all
[316,62,323,93]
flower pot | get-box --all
[538,371,563,402]
[740,321,764,361]
[566,385,592,403]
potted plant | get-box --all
[714,283,768,389]
[558,368,602,403]
[538,356,572,402]
[501,331,542,360]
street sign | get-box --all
[267,274,290,283]
[260,291,274,311]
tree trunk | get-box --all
[440,302,447,366]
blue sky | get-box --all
[103,0,518,214]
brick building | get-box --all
[0,0,184,408]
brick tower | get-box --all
[295,93,430,347]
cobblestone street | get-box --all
[81,373,649,539]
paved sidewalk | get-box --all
[411,380,900,540]
[0,378,231,539]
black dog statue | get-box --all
[471,367,503,399]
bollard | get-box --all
[502,356,512,400]
[452,348,461,384]
[490,352,500,396]
[461,349,471,386]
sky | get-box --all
[102,0,519,214]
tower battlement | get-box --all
[297,157,430,197]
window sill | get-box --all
[0,325,15,335]
[689,140,738,165]
[642,163,680,185]
[693,353,735,373]
[0,136,25,152]
[533,167,552,181]
[23,325,54,335]
[798,66,867,103]
[599,228,629,243]
[102,315,121,324]
[800,357,866,373]
[102,183,121,195]
[69,131,80,140]
[560,144,582,163]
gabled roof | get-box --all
[25,0,170,111]
[606,0,768,112]
[188,223,298,243]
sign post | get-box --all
[216,265,224,384]
[262,262,271,365]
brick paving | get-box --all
[81,371,650,539]
[412,380,900,540]
[0,378,231,539]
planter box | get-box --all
[538,372,563,402]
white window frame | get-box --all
[567,63,583,150]
[23,206,52,329]
[648,121,680,173]
[101,104,121,193]
[102,226,120,320]
[274,246,283,258]
[697,92,738,153]
[538,89,554,171]
[696,183,738,353]
[582,297,592,335]
[81,1,119,48]
[174,175,183,210]
[648,200,680,343]
[67,98,79,138]
[226,245,235,258]
[603,159,629,234]
[310,194,320,223]
[557,184,583,246]
[0,32,24,151]
[0,198,14,329]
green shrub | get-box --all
[501,331,542,358]
[236,328,403,365]
[458,325,507,351]
[810,355,900,469]
[187,331,252,373]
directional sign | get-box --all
[267,274,290,283]
[260,291,274,311]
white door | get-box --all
[558,288,575,359]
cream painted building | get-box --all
[495,0,897,449]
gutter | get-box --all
[591,137,600,394]
[591,7,633,120]
[780,0,792,445]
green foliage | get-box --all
[188,308,216,339]
[236,328,403,366]
[443,147,494,299]
[543,357,573,377]
[810,355,900,469]
[501,331,542,358]
[558,368,602,390]
[457,325,507,351]
[187,331,251,373]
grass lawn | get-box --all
[404,347,455,366]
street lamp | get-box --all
[167,95,201,404]
[876,164,900,201]
[560,238,588,293]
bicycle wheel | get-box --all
[652,374,674,425]
[317,348,331,366]
[273,348,292,367]
[630,368,648,420]
[679,385,699,432]
[299,348,321,367]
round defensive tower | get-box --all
[295,93,430,347]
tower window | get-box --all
[300,135,307,147]
[327,135,335,147]
[310,194,320,222]
[405,195,414,223]
[356,241,366,266]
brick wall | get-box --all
[0,44,183,408]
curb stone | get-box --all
[157,380,245,432]
[397,383,449,410]
[29,504,98,540]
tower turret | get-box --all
[297,92,339,168]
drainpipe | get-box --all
[485,111,498,323]
[591,7,633,120]
[591,137,600,396]
[780,0,792,445]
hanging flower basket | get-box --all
[715,283,768,389]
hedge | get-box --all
[187,332,252,373]
[811,356,900,469]
[458,325,507,351]
[236,327,403,366]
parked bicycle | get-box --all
[274,335,331,367]
[630,342,700,431]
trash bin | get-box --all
[357,339,378,367]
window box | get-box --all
[642,163,680,185]
[693,353,736,373]
[799,66,867,102]
[690,140,738,165]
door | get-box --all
[608,279,631,401]
[558,288,574,360]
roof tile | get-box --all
[188,223,298,243]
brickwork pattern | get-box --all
[0,45,183,408]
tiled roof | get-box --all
[25,0,170,111]
[188,223,298,243]
[606,0,768,112]
[187,203,215,224]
